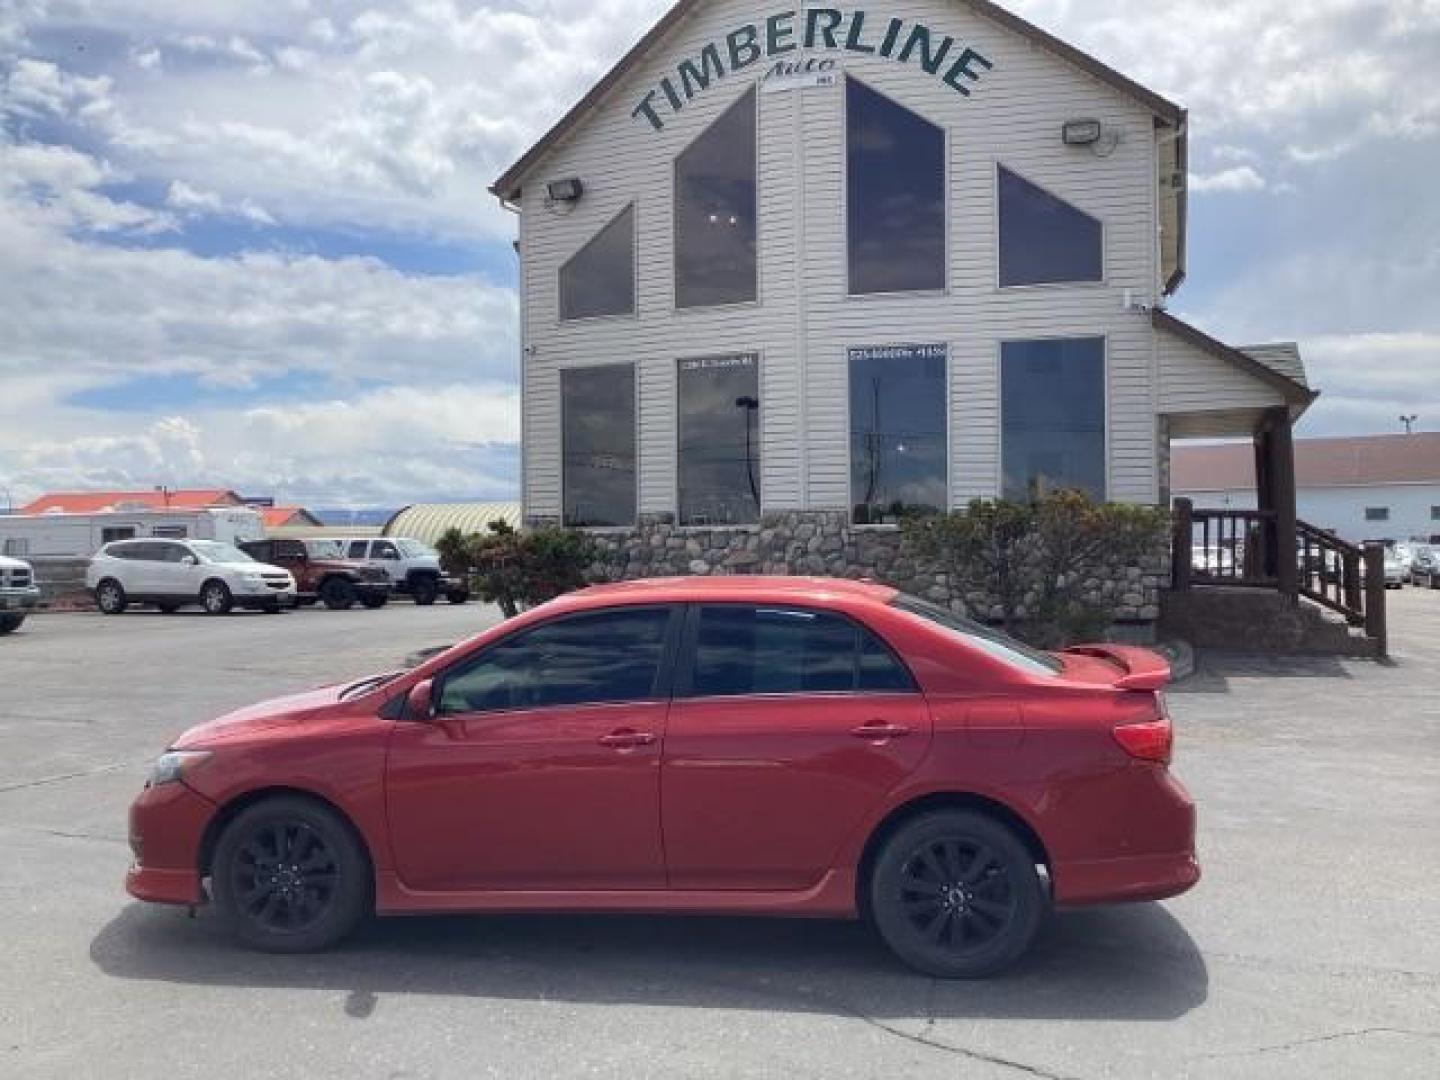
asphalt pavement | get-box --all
[1,593,1437,1079]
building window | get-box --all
[675,88,756,308]
[997,165,1102,287]
[1365,507,1390,522]
[559,204,635,320]
[678,354,761,525]
[562,364,636,526]
[1001,338,1106,501]
[849,344,947,523]
[846,78,945,295]
[1430,505,1440,521]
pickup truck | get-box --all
[238,538,392,610]
[320,537,470,605]
[0,555,43,634]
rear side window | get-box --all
[688,605,915,698]
[347,541,368,558]
[437,607,674,715]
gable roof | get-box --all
[490,0,1186,202]
[260,506,324,529]
[19,489,244,515]
[1173,433,1440,492]
[1153,309,1317,411]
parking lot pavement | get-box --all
[3,593,1438,1080]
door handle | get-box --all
[850,722,911,740]
[598,729,657,749]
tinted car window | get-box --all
[159,543,192,563]
[347,541,368,558]
[690,605,914,697]
[374,541,400,559]
[438,607,673,715]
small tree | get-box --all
[443,521,595,618]
[902,491,1169,647]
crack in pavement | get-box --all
[3,825,128,845]
[0,761,137,795]
[1194,1026,1440,1060]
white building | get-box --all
[1174,433,1440,545]
[490,0,1314,583]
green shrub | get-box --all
[439,521,596,618]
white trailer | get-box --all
[0,507,265,558]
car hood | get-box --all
[171,683,347,748]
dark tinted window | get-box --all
[373,541,400,559]
[1001,338,1105,501]
[675,88,757,308]
[107,542,143,560]
[678,354,760,525]
[849,344,947,523]
[159,543,192,563]
[998,166,1102,287]
[690,605,913,697]
[437,607,672,714]
[347,541,368,558]
[847,78,945,294]
[559,204,635,320]
[101,527,136,545]
[562,364,636,526]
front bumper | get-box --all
[126,780,216,905]
[235,587,297,609]
[0,587,41,612]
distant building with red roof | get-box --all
[19,489,245,515]
[258,506,324,529]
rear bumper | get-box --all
[126,781,216,906]
[1054,851,1200,906]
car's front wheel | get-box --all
[210,796,371,952]
[869,810,1046,978]
[201,580,233,615]
[320,578,356,610]
[0,613,25,634]
[410,575,438,606]
[95,579,128,615]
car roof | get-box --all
[552,575,897,609]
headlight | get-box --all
[148,750,212,787]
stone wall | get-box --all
[574,511,1169,625]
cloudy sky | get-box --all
[1,0,1437,509]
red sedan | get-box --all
[127,576,1197,977]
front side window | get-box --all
[678,354,760,525]
[675,88,756,308]
[559,204,635,320]
[437,607,672,714]
[562,364,636,526]
[846,78,945,295]
[347,541,368,558]
[1001,338,1106,502]
[997,166,1102,287]
[373,541,400,559]
[689,605,914,697]
[849,344,947,523]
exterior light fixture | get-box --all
[546,177,584,203]
[1061,119,1103,146]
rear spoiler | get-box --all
[1063,644,1172,691]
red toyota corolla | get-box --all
[127,576,1197,977]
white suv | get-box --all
[86,539,296,615]
[1,554,42,634]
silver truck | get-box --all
[0,554,42,634]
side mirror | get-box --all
[406,679,436,721]
[181,555,198,566]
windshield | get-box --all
[892,595,1063,676]
[189,541,255,564]
[305,539,346,559]
[395,538,437,558]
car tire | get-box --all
[445,589,469,605]
[201,579,234,615]
[210,796,372,953]
[869,810,1046,979]
[320,578,357,611]
[0,613,24,635]
[360,594,388,609]
[411,576,439,606]
[96,579,128,615]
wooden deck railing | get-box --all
[1171,500,1277,589]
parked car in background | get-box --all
[1383,549,1406,589]
[0,554,42,634]
[238,538,391,610]
[124,576,1196,978]
[320,537,469,606]
[86,539,296,615]
[1410,545,1440,589]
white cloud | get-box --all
[1190,166,1267,194]
[165,179,274,224]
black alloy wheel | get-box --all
[212,796,370,952]
[96,579,128,615]
[410,576,439,606]
[321,577,357,610]
[870,810,1045,978]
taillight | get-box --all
[1113,716,1172,764]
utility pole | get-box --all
[1400,414,1418,435]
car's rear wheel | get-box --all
[360,594,388,609]
[320,578,356,610]
[201,580,233,615]
[0,613,24,634]
[96,579,128,615]
[211,796,371,952]
[869,810,1045,978]
[410,575,438,606]
[445,589,469,605]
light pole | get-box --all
[735,395,759,508]
[1400,414,1418,435]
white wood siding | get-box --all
[517,0,1172,516]
[1157,328,1286,414]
